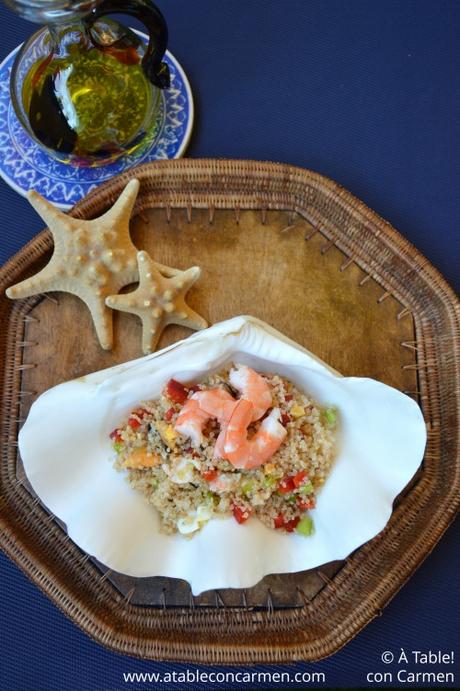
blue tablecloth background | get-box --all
[0,1,458,689]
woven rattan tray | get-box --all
[0,160,458,662]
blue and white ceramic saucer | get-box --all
[0,33,193,209]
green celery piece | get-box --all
[241,480,254,495]
[296,515,314,536]
[113,441,124,453]
[300,481,314,495]
[286,495,297,504]
[324,407,337,426]
[207,491,218,505]
[264,476,277,488]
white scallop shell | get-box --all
[19,316,426,594]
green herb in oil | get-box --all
[22,36,155,159]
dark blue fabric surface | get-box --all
[0,1,458,689]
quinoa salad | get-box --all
[110,364,338,536]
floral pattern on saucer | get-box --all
[0,35,193,209]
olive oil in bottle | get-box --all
[21,24,158,164]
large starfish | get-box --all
[6,179,173,350]
[106,250,208,353]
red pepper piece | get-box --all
[284,394,293,401]
[164,407,175,421]
[132,407,149,419]
[281,413,291,426]
[233,505,252,524]
[127,408,148,429]
[293,470,308,487]
[165,379,189,404]
[278,475,296,494]
[274,514,285,529]
[202,469,218,482]
[284,517,300,532]
[109,428,122,443]
[189,384,202,393]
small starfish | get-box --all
[106,250,208,353]
[7,179,143,350]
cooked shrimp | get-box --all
[229,365,272,421]
[213,426,228,459]
[174,398,210,448]
[193,389,236,421]
[174,389,236,448]
[175,371,276,460]
[223,399,287,469]
[191,389,237,458]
